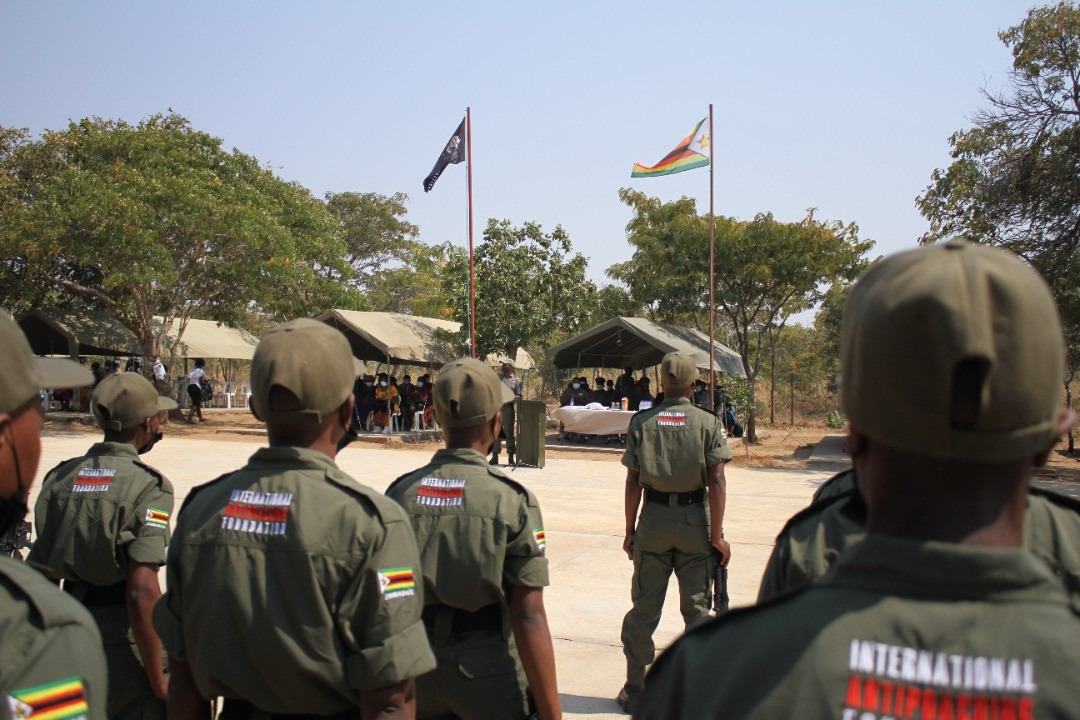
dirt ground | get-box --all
[47,410,1080,484]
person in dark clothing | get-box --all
[631,377,654,411]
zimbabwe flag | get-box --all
[631,117,710,178]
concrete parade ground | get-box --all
[29,429,835,719]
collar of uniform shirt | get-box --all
[821,534,1065,601]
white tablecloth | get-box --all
[552,406,636,435]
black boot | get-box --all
[489,454,499,466]
[508,453,516,466]
[616,661,646,714]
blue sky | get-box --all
[1,1,1030,322]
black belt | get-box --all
[220,699,359,720]
[644,487,705,506]
[422,602,503,635]
[64,580,127,607]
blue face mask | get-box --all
[572,383,580,389]
[417,381,424,387]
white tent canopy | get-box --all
[152,317,259,360]
[484,347,537,371]
[316,310,461,368]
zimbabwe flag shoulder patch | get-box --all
[377,566,416,600]
[7,676,89,720]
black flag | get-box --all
[423,118,466,192]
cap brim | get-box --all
[156,396,179,412]
[34,358,93,390]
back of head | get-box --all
[92,372,177,432]
[434,357,514,429]
[660,352,697,394]
[250,319,362,425]
[841,239,1064,463]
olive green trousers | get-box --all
[621,500,713,666]
[92,605,165,720]
[492,401,517,458]
[417,608,532,720]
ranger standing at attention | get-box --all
[0,313,107,716]
[636,240,1080,718]
[387,357,560,720]
[490,358,523,467]
[153,318,435,720]
[30,372,177,720]
[617,351,732,714]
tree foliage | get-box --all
[441,219,596,359]
[611,188,873,441]
[0,113,353,365]
[916,2,1080,452]
[326,191,422,295]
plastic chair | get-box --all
[237,382,252,409]
[413,411,426,430]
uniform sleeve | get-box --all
[151,521,188,662]
[503,490,549,588]
[621,420,642,471]
[338,509,436,691]
[121,475,174,566]
[705,415,734,467]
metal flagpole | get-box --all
[708,103,716,411]
[466,107,477,358]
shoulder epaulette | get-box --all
[772,479,864,542]
[1029,484,1080,515]
[178,471,235,513]
[0,559,95,629]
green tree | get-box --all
[0,113,352,368]
[916,2,1080,453]
[441,219,595,360]
[325,191,422,294]
[611,189,873,441]
[365,242,456,319]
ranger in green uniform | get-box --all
[618,351,732,714]
[758,469,1080,604]
[490,359,523,467]
[153,318,436,720]
[636,239,1080,718]
[0,312,107,719]
[386,357,560,720]
[29,371,176,720]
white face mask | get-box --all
[417,381,424,387]
[380,381,387,387]
[572,383,580,389]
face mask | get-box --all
[380,382,388,388]
[417,381,424,387]
[572,383,580,390]
[365,381,372,386]
[139,431,163,455]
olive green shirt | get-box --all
[29,442,173,585]
[639,536,1080,718]
[758,469,1080,605]
[386,447,549,612]
[0,555,108,720]
[622,396,732,493]
[153,446,436,714]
